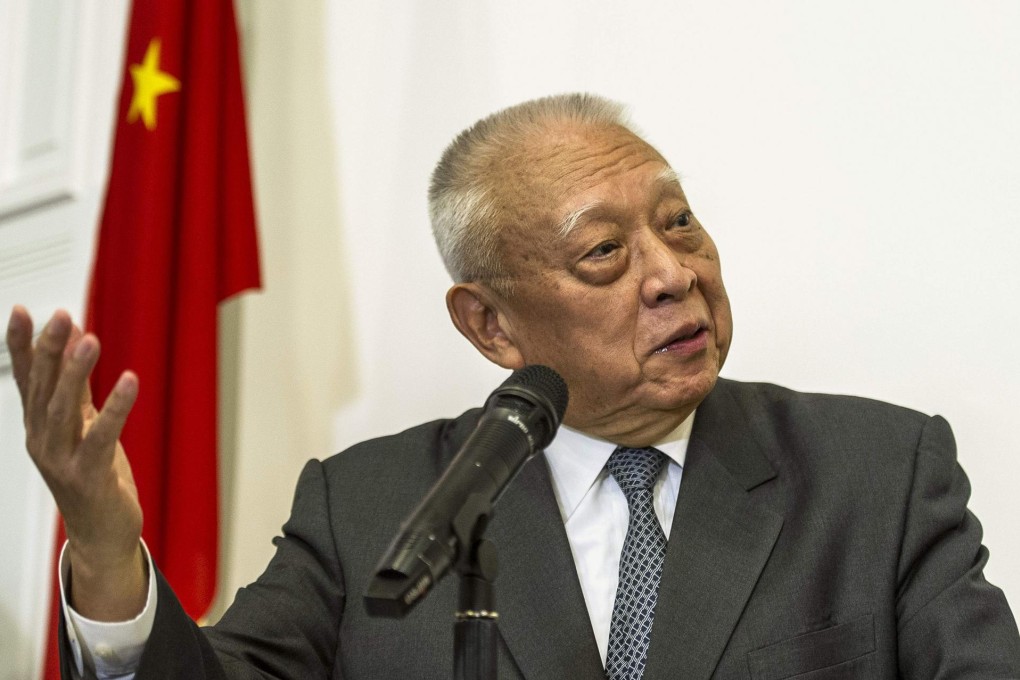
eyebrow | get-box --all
[556,201,602,238]
[555,166,684,238]
[654,166,683,189]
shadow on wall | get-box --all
[212,0,354,621]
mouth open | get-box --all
[654,325,709,354]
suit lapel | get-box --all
[483,380,786,679]
[488,454,606,680]
[644,381,784,680]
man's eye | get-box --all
[586,242,619,259]
[671,211,692,228]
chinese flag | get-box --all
[44,0,260,676]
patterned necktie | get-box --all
[605,447,669,680]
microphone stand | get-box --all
[451,493,499,680]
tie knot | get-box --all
[606,447,667,497]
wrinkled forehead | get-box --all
[496,123,675,233]
[487,123,679,275]
[518,123,665,198]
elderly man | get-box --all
[8,94,1020,679]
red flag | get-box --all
[44,0,259,675]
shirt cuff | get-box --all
[59,539,157,679]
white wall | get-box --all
[316,0,1020,603]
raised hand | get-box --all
[6,306,148,621]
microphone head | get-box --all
[365,364,569,619]
[489,365,569,447]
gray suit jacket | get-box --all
[62,379,1020,678]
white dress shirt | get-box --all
[543,413,692,664]
[61,411,693,678]
[60,540,157,679]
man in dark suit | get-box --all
[8,93,1020,678]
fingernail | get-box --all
[116,373,136,393]
[46,314,69,337]
[74,340,91,360]
[7,308,21,332]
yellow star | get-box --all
[127,38,181,130]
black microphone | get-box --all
[364,365,568,618]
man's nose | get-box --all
[638,233,697,306]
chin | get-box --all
[655,370,719,411]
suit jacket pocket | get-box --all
[746,613,875,680]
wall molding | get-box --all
[0,0,85,221]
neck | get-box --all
[564,405,696,447]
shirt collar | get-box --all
[543,411,695,522]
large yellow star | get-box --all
[127,38,181,130]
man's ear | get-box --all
[446,283,525,370]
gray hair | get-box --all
[428,93,633,296]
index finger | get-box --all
[6,305,35,405]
